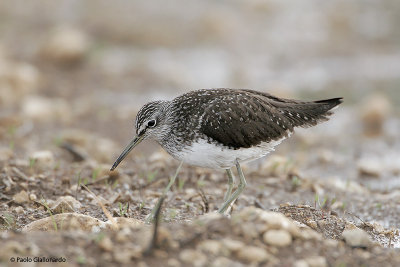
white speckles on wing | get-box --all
[134,88,341,169]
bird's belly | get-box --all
[168,138,285,169]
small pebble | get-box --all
[263,229,292,247]
[179,249,207,267]
[30,150,55,169]
[113,249,133,264]
[211,257,236,267]
[50,196,82,214]
[221,238,245,252]
[167,258,181,267]
[342,228,372,248]
[0,147,14,162]
[98,236,113,252]
[40,26,90,64]
[22,96,71,123]
[137,261,148,267]
[357,158,382,177]
[294,259,310,267]
[29,193,37,201]
[13,190,29,204]
[305,256,327,267]
[154,249,168,258]
[14,206,24,214]
[197,239,222,255]
[360,93,391,137]
[236,246,270,264]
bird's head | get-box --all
[110,100,169,170]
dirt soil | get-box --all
[1,1,400,266]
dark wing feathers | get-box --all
[200,89,342,149]
[276,97,342,128]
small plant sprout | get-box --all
[29,158,36,169]
[138,201,145,212]
[93,232,105,243]
[314,194,328,209]
[185,202,191,211]
[9,140,15,150]
[314,194,319,209]
[111,179,119,189]
[53,136,64,147]
[118,202,129,217]
[283,157,294,173]
[290,174,301,191]
[321,196,328,208]
[146,171,158,183]
[92,168,100,181]
[331,197,337,206]
[1,213,15,230]
[270,161,281,174]
[197,179,205,188]
[76,255,86,265]
[54,161,61,170]
[7,125,17,150]
[41,198,57,231]
[168,208,177,220]
[145,161,183,224]
[178,178,185,191]
[7,125,16,136]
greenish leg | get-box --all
[145,161,184,224]
[223,169,235,202]
[218,159,247,214]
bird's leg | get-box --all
[145,161,184,224]
[223,168,235,202]
[218,159,247,214]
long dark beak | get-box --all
[110,135,144,171]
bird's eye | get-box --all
[147,119,156,127]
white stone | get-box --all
[14,206,24,214]
[263,229,292,247]
[237,246,270,263]
[22,213,106,232]
[30,150,55,169]
[50,196,82,213]
[221,238,245,252]
[29,193,37,201]
[259,210,301,237]
[41,27,90,64]
[197,239,222,255]
[211,257,236,267]
[294,260,310,267]
[179,249,207,267]
[357,158,382,177]
[13,190,29,204]
[342,228,372,248]
[23,96,71,123]
[305,256,327,267]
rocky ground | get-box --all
[1,148,400,266]
[1,1,400,266]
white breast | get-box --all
[169,137,286,169]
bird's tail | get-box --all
[280,97,343,128]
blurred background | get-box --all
[0,1,399,226]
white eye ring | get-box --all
[147,119,156,127]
